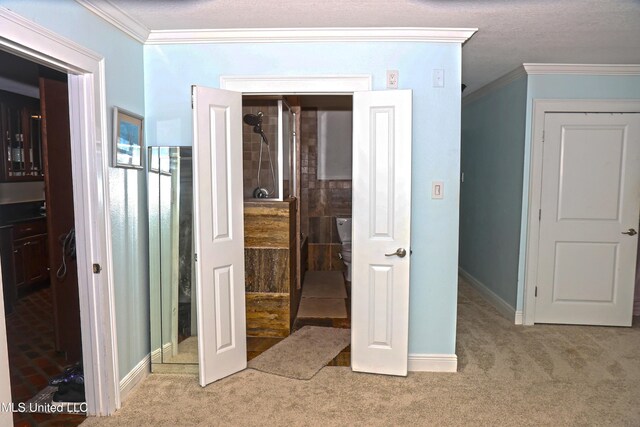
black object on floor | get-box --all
[49,361,84,386]
[53,382,85,403]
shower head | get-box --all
[243,111,268,145]
[243,112,263,127]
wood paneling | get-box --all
[244,248,289,293]
[244,200,293,248]
[246,292,290,337]
[244,199,298,337]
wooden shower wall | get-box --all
[244,199,300,337]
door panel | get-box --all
[351,90,412,376]
[193,86,247,386]
[40,77,82,361]
[536,113,640,326]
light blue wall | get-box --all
[145,41,463,355]
[516,74,640,310]
[460,76,528,308]
[0,0,148,380]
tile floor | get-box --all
[5,283,85,427]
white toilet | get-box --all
[336,217,352,282]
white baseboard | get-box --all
[119,355,150,402]
[151,347,161,364]
[408,353,457,372]
[514,310,523,325]
[459,267,520,325]
[150,342,173,364]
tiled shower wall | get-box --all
[242,101,279,199]
[300,108,352,271]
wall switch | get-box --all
[432,181,444,199]
[387,70,399,89]
[433,69,444,88]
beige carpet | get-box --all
[81,277,640,426]
[248,326,350,380]
[162,336,198,364]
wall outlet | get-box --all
[387,70,399,89]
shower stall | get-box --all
[242,98,295,201]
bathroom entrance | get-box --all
[193,81,412,386]
[241,95,354,366]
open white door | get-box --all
[351,90,412,376]
[192,86,247,386]
[536,112,640,326]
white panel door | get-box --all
[192,86,247,386]
[536,113,640,326]
[351,90,412,376]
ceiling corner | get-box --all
[75,0,150,44]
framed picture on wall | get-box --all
[112,107,143,169]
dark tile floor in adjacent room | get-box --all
[5,284,85,427]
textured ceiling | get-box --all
[107,0,640,94]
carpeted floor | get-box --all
[80,277,640,426]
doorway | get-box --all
[193,79,413,386]
[1,8,119,418]
[0,49,85,424]
[241,95,354,366]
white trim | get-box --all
[147,27,476,45]
[462,63,640,107]
[458,267,520,324]
[0,6,119,415]
[408,354,457,372]
[462,66,527,106]
[150,342,173,364]
[523,99,640,325]
[221,75,372,94]
[75,0,150,43]
[514,311,523,325]
[522,63,640,75]
[119,355,150,402]
[0,264,12,426]
[151,347,162,364]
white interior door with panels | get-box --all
[535,112,640,326]
[193,86,247,386]
[351,90,412,376]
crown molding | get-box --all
[75,0,150,44]
[146,27,477,45]
[463,63,640,106]
[522,63,640,75]
[462,65,527,106]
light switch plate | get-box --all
[433,69,444,88]
[387,70,399,89]
[432,181,444,199]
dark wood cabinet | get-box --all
[0,89,44,181]
[11,218,48,289]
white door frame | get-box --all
[0,8,120,415]
[523,99,640,325]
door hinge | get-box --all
[535,286,538,297]
[191,85,195,109]
[539,209,541,221]
[194,253,198,262]
[542,130,545,142]
[92,263,102,274]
